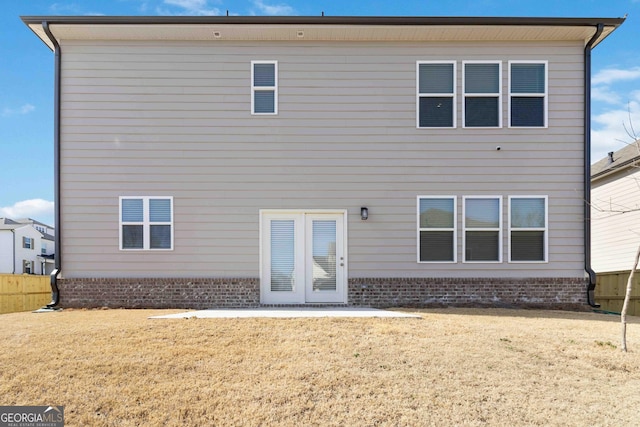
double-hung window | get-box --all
[23,237,33,249]
[251,61,277,115]
[509,61,547,127]
[417,196,457,262]
[463,196,502,262]
[417,61,456,128]
[120,196,173,250]
[463,61,501,128]
[509,196,548,262]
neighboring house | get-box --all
[0,218,55,275]
[591,144,640,273]
[22,15,624,309]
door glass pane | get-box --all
[270,220,295,292]
[312,220,337,292]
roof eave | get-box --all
[22,15,625,51]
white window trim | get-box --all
[416,60,457,129]
[119,196,174,251]
[508,195,548,263]
[462,60,502,129]
[251,60,278,115]
[462,195,503,263]
[23,237,33,250]
[417,196,457,263]
[508,60,548,128]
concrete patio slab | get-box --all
[149,307,421,319]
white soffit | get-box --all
[30,23,616,49]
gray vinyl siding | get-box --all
[591,168,640,273]
[59,39,586,278]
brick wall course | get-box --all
[58,277,588,310]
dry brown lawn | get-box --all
[1,308,639,426]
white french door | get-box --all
[261,211,346,304]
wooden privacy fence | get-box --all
[595,271,640,316]
[0,274,50,314]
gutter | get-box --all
[591,155,640,181]
[584,23,604,308]
[20,15,627,27]
[42,21,61,308]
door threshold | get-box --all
[260,303,350,308]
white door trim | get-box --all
[259,209,348,304]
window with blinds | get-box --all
[418,196,457,262]
[23,236,34,249]
[509,196,548,262]
[463,61,501,128]
[509,61,547,127]
[463,196,502,262]
[251,61,277,115]
[417,61,456,128]
[120,196,173,250]
[270,220,295,292]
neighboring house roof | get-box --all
[0,218,55,235]
[0,219,26,230]
[0,225,20,231]
[15,218,54,229]
[0,218,20,225]
[22,15,624,51]
[591,143,640,181]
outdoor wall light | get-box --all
[361,207,369,220]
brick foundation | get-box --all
[348,277,589,309]
[59,278,260,309]
[57,276,588,309]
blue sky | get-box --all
[1,0,638,227]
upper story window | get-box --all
[41,245,47,255]
[463,196,502,263]
[417,196,457,263]
[509,196,548,262]
[23,237,34,250]
[251,61,278,115]
[463,61,501,128]
[509,61,547,128]
[417,61,456,128]
[120,196,173,250]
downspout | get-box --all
[11,229,16,274]
[42,21,61,308]
[584,24,604,308]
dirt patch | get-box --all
[1,308,639,426]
